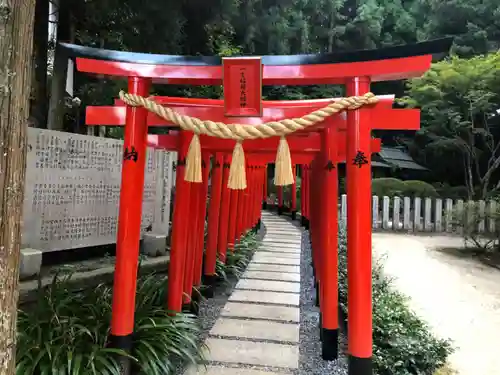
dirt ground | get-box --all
[372,232,500,375]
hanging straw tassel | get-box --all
[274,136,294,186]
[184,133,203,183]
[228,141,247,189]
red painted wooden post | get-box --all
[241,165,251,233]
[346,77,373,375]
[204,152,224,291]
[227,188,240,252]
[167,132,192,312]
[320,127,339,360]
[251,166,258,228]
[262,165,268,209]
[217,156,232,263]
[183,179,199,307]
[291,165,297,220]
[251,166,259,228]
[257,166,264,226]
[193,153,211,291]
[109,77,151,352]
[238,166,249,237]
[236,189,244,240]
[301,164,308,227]
[251,165,258,229]
[313,154,324,310]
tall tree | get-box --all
[0,0,36,373]
[47,0,71,131]
[402,53,500,198]
[30,0,49,128]
[418,0,500,56]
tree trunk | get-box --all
[0,0,36,373]
[47,0,70,130]
[30,0,49,128]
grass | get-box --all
[17,273,203,375]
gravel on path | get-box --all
[299,229,348,375]
[373,232,500,375]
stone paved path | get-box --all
[186,212,301,375]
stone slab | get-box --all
[229,290,300,306]
[264,230,296,234]
[210,318,299,343]
[185,365,293,375]
[243,270,301,283]
[264,233,301,238]
[264,227,297,231]
[262,237,300,242]
[204,338,299,369]
[236,279,300,293]
[264,235,301,240]
[256,251,300,259]
[252,255,300,266]
[261,243,301,249]
[221,302,300,322]
[247,263,300,274]
[263,239,301,245]
[258,246,300,254]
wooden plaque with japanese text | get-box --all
[223,57,263,117]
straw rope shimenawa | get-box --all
[118,91,378,189]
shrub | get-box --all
[372,178,406,198]
[337,226,453,374]
[432,183,469,200]
[215,231,261,282]
[402,180,439,198]
[17,273,204,375]
[451,200,500,252]
[225,232,260,278]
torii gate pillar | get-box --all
[346,77,373,374]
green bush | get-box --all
[220,232,260,279]
[214,231,261,282]
[17,273,204,375]
[372,178,406,197]
[402,180,439,198]
[433,183,469,200]
[337,227,453,374]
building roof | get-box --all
[377,147,427,171]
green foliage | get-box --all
[402,180,439,198]
[433,183,469,200]
[372,178,407,197]
[452,200,500,251]
[418,0,500,56]
[402,52,500,199]
[224,232,260,278]
[17,273,204,375]
[214,231,261,282]
[337,227,453,374]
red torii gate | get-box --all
[62,37,451,375]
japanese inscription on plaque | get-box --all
[223,57,262,117]
[22,128,175,252]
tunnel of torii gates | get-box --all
[62,37,451,375]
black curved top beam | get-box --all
[59,38,452,67]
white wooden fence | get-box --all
[338,194,499,233]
